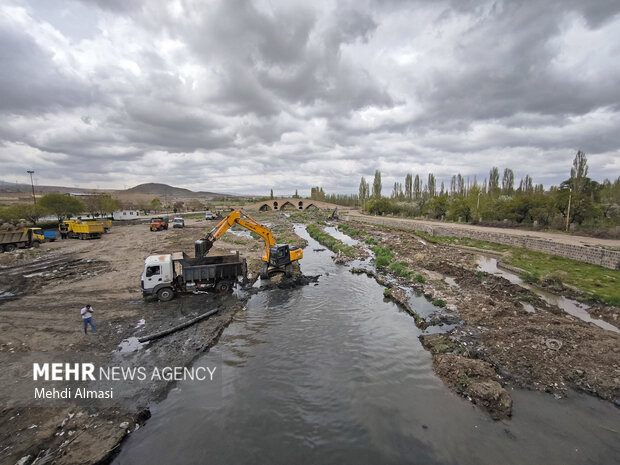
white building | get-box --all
[112,210,140,220]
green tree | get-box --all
[367,198,395,215]
[21,204,49,225]
[150,198,162,212]
[570,150,588,194]
[489,167,500,196]
[404,173,413,201]
[372,170,382,199]
[502,168,514,195]
[427,173,436,198]
[413,175,421,200]
[39,194,84,222]
[1,204,48,225]
[358,177,369,209]
[425,194,448,219]
[391,182,403,199]
[270,189,274,200]
[448,197,471,222]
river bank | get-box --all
[334,219,619,418]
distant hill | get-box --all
[0,181,235,199]
[123,183,230,199]
[0,181,92,194]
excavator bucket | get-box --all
[195,239,213,258]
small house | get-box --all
[113,210,140,220]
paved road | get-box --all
[346,210,620,249]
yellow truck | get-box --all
[82,218,112,232]
[59,220,104,240]
[0,227,45,252]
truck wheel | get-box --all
[260,262,269,280]
[5,244,16,252]
[285,263,293,278]
[157,287,174,302]
[32,241,40,248]
[216,281,231,293]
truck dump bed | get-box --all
[172,252,246,282]
[0,229,29,245]
[72,222,104,234]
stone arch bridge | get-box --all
[245,198,349,212]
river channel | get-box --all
[113,226,619,465]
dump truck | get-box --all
[82,218,112,232]
[141,252,247,301]
[0,228,45,252]
[59,220,104,239]
[150,217,169,231]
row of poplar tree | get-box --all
[311,151,620,230]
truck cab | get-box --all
[141,255,175,301]
[141,252,246,301]
[150,217,169,231]
[30,228,45,242]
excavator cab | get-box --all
[269,245,291,268]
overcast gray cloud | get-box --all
[0,0,619,195]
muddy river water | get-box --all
[113,226,619,465]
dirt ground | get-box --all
[0,213,304,465]
[339,220,620,419]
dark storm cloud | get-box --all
[0,0,618,192]
[75,0,144,13]
[180,0,391,116]
[415,1,620,124]
[0,21,93,113]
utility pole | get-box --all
[27,170,36,205]
[565,189,572,232]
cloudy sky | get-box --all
[1,0,619,196]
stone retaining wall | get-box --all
[344,215,620,270]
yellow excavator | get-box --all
[195,209,303,279]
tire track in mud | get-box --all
[0,254,111,304]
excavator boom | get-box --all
[194,210,302,279]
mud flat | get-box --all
[338,220,620,418]
[0,213,305,465]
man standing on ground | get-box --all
[81,304,96,334]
